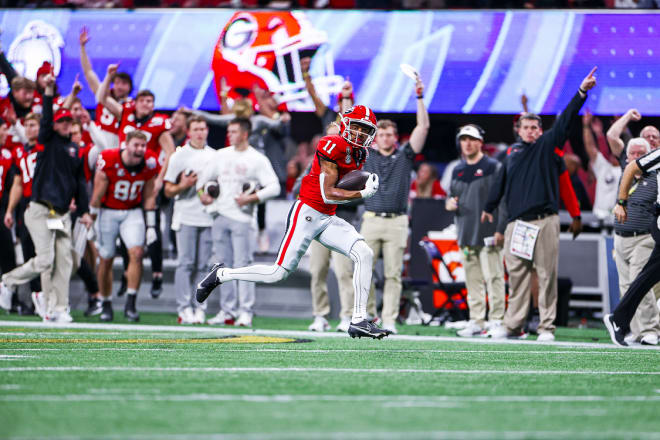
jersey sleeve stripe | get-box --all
[637,148,660,173]
[316,151,337,164]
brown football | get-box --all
[204,181,220,198]
[336,170,371,190]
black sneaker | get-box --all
[116,275,127,297]
[124,295,140,322]
[347,320,392,340]
[84,298,103,317]
[100,301,113,322]
[150,277,163,299]
[195,263,224,303]
[603,314,628,347]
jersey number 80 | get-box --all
[114,180,144,201]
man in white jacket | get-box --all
[197,118,280,327]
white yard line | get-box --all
[0,347,652,355]
[6,430,660,440]
[1,366,659,375]
[1,393,659,403]
[1,320,655,350]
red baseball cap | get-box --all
[37,61,52,78]
[53,108,73,123]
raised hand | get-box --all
[628,108,642,121]
[300,57,311,74]
[106,63,118,76]
[79,27,90,46]
[580,66,597,92]
[71,74,83,95]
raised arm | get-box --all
[409,78,430,154]
[79,27,101,94]
[38,73,56,144]
[606,109,640,158]
[545,67,596,150]
[582,111,599,164]
[301,57,327,118]
[190,108,233,127]
[62,74,83,110]
[0,49,17,85]
[96,64,122,119]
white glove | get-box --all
[146,227,158,246]
[360,173,379,199]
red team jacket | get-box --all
[0,145,13,199]
[299,134,368,215]
[97,148,160,210]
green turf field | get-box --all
[1,313,659,440]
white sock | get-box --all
[219,264,288,284]
[349,241,372,324]
[126,289,137,296]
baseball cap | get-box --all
[457,125,483,141]
[53,108,73,123]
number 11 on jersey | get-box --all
[322,140,336,154]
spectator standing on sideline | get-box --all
[164,116,216,325]
[606,146,660,346]
[0,73,92,321]
[361,76,430,334]
[483,67,597,341]
[410,162,446,200]
[197,118,280,327]
[606,109,659,159]
[447,125,506,337]
[582,111,621,221]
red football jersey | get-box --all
[31,91,64,114]
[117,102,171,164]
[97,147,160,210]
[299,134,367,215]
[12,141,44,199]
[0,146,13,199]
[77,141,95,182]
[95,97,133,135]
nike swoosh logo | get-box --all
[612,321,620,332]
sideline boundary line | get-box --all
[0,320,657,350]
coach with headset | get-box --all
[482,67,597,342]
[447,125,507,338]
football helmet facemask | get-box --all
[340,105,377,148]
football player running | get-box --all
[196,105,389,339]
[89,130,160,322]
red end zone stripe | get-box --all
[277,202,303,266]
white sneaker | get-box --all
[445,320,469,330]
[537,332,555,342]
[31,292,46,318]
[641,334,658,346]
[308,316,330,332]
[336,317,351,332]
[193,308,205,325]
[177,307,195,325]
[235,312,252,327]
[45,310,73,323]
[457,321,484,338]
[0,281,12,311]
[485,319,502,330]
[207,310,235,325]
[624,333,637,345]
[382,322,398,335]
[487,325,508,339]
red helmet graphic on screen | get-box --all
[212,11,342,110]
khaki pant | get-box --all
[503,215,559,334]
[460,245,506,327]
[613,233,660,339]
[360,213,408,326]
[2,202,73,315]
[309,240,354,319]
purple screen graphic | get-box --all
[0,10,658,115]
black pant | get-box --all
[0,208,16,274]
[613,221,660,332]
[77,258,99,295]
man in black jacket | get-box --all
[482,67,597,341]
[0,72,92,323]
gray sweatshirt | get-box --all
[449,155,507,247]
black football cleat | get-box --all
[347,320,392,340]
[150,277,163,299]
[195,263,224,303]
[124,295,140,322]
[603,314,627,347]
[100,301,114,322]
[116,275,127,297]
[84,298,103,317]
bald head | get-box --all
[640,125,660,150]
